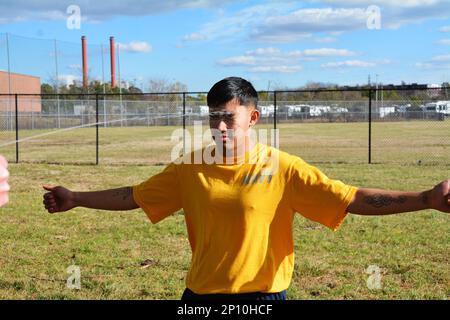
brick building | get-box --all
[0,71,42,112]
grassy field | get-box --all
[1,120,449,165]
[0,122,449,299]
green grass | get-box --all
[1,161,449,300]
[1,120,450,165]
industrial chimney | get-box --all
[81,36,88,88]
[110,36,116,88]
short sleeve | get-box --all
[133,163,182,224]
[288,159,358,231]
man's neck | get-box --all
[219,138,256,165]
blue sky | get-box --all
[0,0,450,91]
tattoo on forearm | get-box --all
[364,194,407,208]
[113,187,132,200]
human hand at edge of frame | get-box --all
[428,180,450,213]
[0,155,10,207]
[42,185,77,213]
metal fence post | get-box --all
[96,93,99,165]
[273,91,277,148]
[183,92,186,154]
[368,89,372,164]
[15,94,19,163]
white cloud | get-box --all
[314,37,338,43]
[252,1,450,42]
[440,26,450,32]
[217,55,257,66]
[436,39,450,45]
[246,47,282,56]
[217,46,360,73]
[303,48,356,57]
[252,8,367,41]
[415,62,433,69]
[118,41,152,53]
[377,58,393,65]
[251,32,312,44]
[218,47,303,73]
[183,33,208,41]
[431,54,450,62]
[315,0,441,8]
[0,0,238,23]
[68,64,82,70]
[181,2,298,43]
[57,74,80,85]
[415,54,450,69]
[180,1,449,45]
[321,60,376,68]
[249,66,302,73]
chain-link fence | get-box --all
[0,33,109,93]
[1,87,449,165]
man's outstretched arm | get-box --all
[43,185,139,213]
[347,180,450,215]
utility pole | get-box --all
[101,44,107,127]
[376,74,379,112]
[6,33,12,131]
[54,39,60,129]
[117,44,123,127]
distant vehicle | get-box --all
[423,101,450,115]
[309,105,331,117]
[379,106,396,118]
[176,106,193,114]
[394,104,411,113]
[285,105,335,117]
[330,106,349,113]
[260,105,275,117]
[199,105,209,116]
[286,105,309,117]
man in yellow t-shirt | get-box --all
[43,77,450,300]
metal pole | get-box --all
[96,93,99,165]
[6,33,12,131]
[101,44,107,128]
[54,39,60,129]
[375,74,379,113]
[15,94,18,163]
[368,89,372,164]
[183,92,186,154]
[31,107,34,130]
[117,44,123,127]
[273,90,277,126]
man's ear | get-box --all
[249,108,260,127]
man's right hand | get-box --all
[43,185,77,213]
[42,185,139,213]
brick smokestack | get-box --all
[110,36,116,88]
[81,36,88,88]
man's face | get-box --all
[209,99,259,155]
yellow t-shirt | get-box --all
[133,143,358,294]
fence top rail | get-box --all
[0,86,447,97]
[0,92,208,97]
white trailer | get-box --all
[423,101,450,115]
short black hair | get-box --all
[207,77,258,110]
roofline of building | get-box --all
[0,70,40,80]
